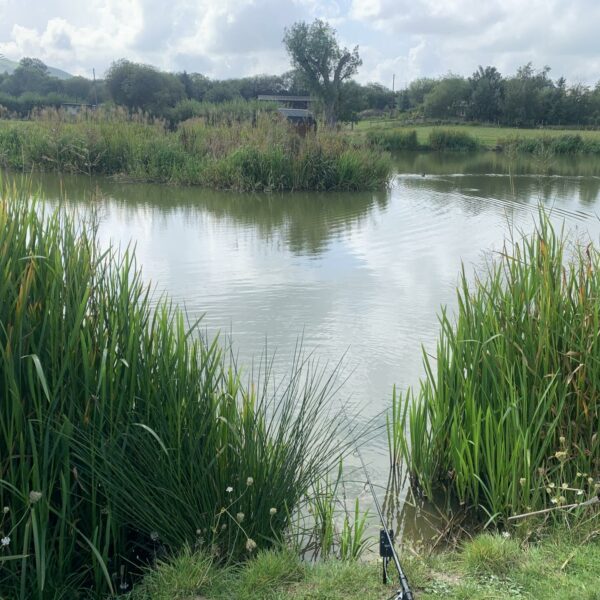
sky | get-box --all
[0,0,599,86]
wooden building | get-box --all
[258,95,316,132]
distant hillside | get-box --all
[0,57,72,80]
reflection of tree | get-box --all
[18,171,389,257]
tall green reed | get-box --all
[0,116,392,191]
[391,212,600,522]
[0,184,348,598]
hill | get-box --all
[0,56,72,80]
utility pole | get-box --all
[92,68,98,108]
[392,73,395,93]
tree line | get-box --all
[1,36,600,127]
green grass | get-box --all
[128,525,600,599]
[0,186,348,598]
[352,121,600,150]
[390,212,600,521]
[0,113,392,191]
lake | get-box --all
[11,150,600,542]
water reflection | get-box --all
[18,171,388,257]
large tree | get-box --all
[468,66,504,122]
[105,59,185,116]
[283,19,362,126]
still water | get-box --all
[14,151,600,537]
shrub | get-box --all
[366,129,419,151]
[428,128,479,151]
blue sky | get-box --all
[1,0,598,86]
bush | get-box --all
[366,129,419,151]
[498,134,600,155]
[428,128,479,151]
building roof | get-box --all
[258,95,313,103]
[277,108,315,120]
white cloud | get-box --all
[0,0,598,84]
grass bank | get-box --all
[389,214,600,522]
[0,188,347,598]
[0,115,392,191]
[350,120,600,155]
[128,524,600,599]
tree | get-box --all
[423,76,469,119]
[2,57,54,96]
[283,19,362,126]
[502,63,553,126]
[468,66,504,122]
[105,59,185,116]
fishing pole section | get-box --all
[342,408,413,600]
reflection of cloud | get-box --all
[0,0,598,83]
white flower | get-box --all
[561,483,568,490]
[501,531,510,539]
[150,531,159,542]
[1,536,10,547]
[226,486,233,494]
[2,507,8,514]
[236,512,245,523]
[29,491,42,504]
[559,436,566,445]
[245,538,257,552]
[246,477,254,487]
[519,478,526,487]
[269,507,277,516]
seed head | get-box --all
[1,536,10,547]
[236,512,245,523]
[29,491,42,504]
[226,486,233,494]
[269,507,277,516]
[245,538,257,552]
[2,507,9,514]
[246,477,254,487]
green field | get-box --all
[351,120,600,148]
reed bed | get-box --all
[0,187,348,598]
[391,214,600,522]
[0,115,392,191]
[427,129,480,152]
[365,129,419,151]
[498,134,600,155]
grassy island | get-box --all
[0,113,392,191]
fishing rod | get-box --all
[342,408,413,600]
